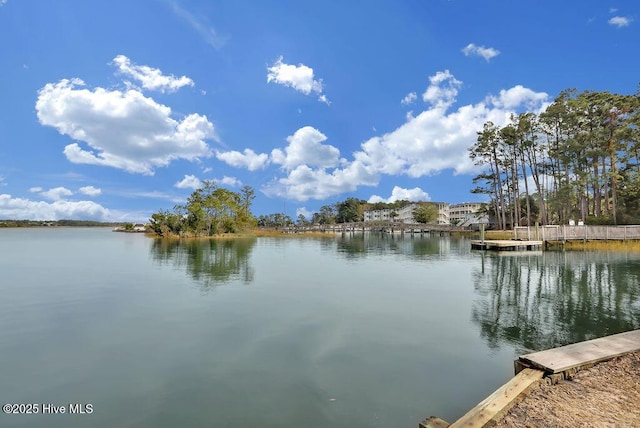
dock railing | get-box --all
[514,225,640,242]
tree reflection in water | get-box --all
[472,251,640,354]
[151,238,256,290]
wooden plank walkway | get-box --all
[517,329,640,374]
[447,368,544,428]
[470,240,542,251]
[421,329,640,428]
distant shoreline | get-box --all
[4,224,640,251]
[0,224,117,228]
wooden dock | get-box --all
[470,240,542,251]
[445,368,544,428]
[420,329,640,428]
[515,329,640,376]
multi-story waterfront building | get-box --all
[363,202,450,225]
[363,208,389,222]
[433,202,450,225]
[363,201,486,225]
[449,202,483,225]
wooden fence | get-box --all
[514,225,640,241]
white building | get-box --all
[363,208,393,222]
[433,202,450,225]
[363,202,450,225]
[449,202,483,225]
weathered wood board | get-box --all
[449,368,544,428]
[518,329,640,374]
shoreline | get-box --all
[423,330,640,428]
[149,229,339,240]
[3,225,640,251]
[496,351,640,427]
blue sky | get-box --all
[0,0,638,222]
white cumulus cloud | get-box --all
[112,55,194,93]
[263,160,378,202]
[608,16,632,27]
[78,186,102,197]
[220,176,242,187]
[0,194,112,221]
[353,70,549,178]
[368,186,431,203]
[29,186,43,192]
[487,85,549,110]
[422,70,462,107]
[215,149,269,171]
[36,78,214,175]
[271,126,341,170]
[261,127,378,201]
[267,56,329,104]
[40,186,73,201]
[174,174,202,189]
[462,43,501,61]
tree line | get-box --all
[470,88,640,227]
[257,197,437,227]
[149,182,257,237]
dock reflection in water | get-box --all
[472,251,640,354]
[334,232,467,260]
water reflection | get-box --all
[151,238,256,288]
[334,232,468,259]
[472,251,640,353]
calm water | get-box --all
[1,228,639,427]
